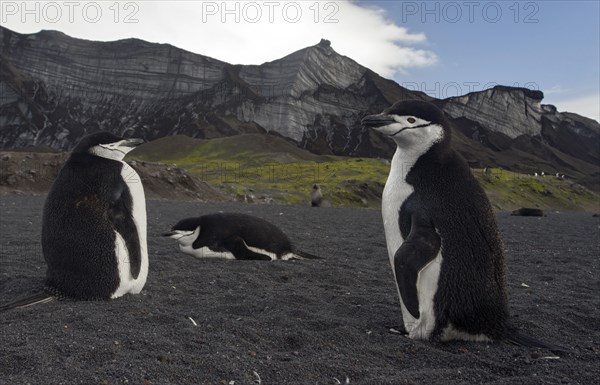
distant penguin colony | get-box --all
[362,100,557,350]
[163,213,320,261]
[1,132,148,310]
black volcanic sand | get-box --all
[1,195,598,385]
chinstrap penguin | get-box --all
[311,184,324,207]
[1,132,148,311]
[362,100,560,352]
[163,213,320,261]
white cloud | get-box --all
[544,84,567,96]
[551,94,600,123]
[1,0,437,77]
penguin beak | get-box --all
[98,138,144,158]
[121,138,144,148]
[163,229,196,241]
[361,114,396,129]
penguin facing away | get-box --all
[362,100,559,351]
[163,213,320,261]
[1,132,148,311]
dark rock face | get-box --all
[1,26,598,190]
[540,109,600,165]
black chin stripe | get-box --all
[390,128,408,137]
[389,123,431,137]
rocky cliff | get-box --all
[434,87,600,190]
[441,86,546,138]
[1,26,598,190]
[0,28,426,156]
[439,86,599,165]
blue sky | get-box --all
[363,0,600,118]
[2,0,598,120]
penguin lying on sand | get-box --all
[362,100,562,353]
[163,213,320,261]
[1,132,148,311]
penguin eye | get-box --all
[407,117,416,124]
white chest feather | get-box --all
[381,146,443,339]
[111,162,149,299]
[382,149,415,260]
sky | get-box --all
[1,0,599,121]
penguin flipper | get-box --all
[394,212,441,319]
[0,292,54,312]
[228,237,273,261]
[107,179,142,278]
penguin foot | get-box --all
[388,324,409,335]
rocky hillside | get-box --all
[2,135,598,212]
[0,151,230,201]
[435,87,600,191]
[0,27,424,157]
[439,87,599,166]
[1,26,598,190]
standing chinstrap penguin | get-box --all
[362,100,558,351]
[163,213,320,261]
[1,132,148,311]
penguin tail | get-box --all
[289,250,323,260]
[505,326,567,356]
[0,291,54,312]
